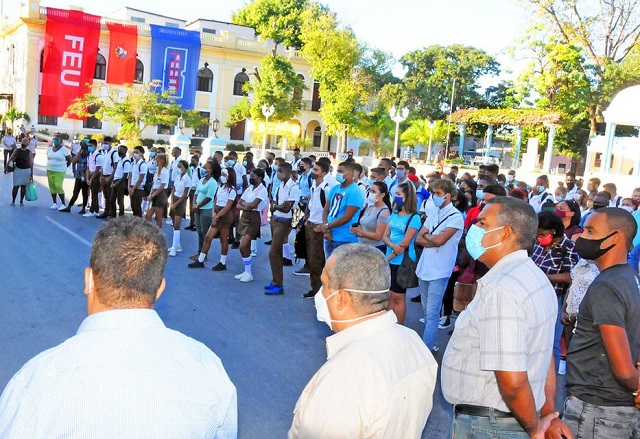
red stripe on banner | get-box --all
[40,8,101,118]
[106,22,138,85]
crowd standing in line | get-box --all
[2,134,640,438]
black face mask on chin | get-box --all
[574,231,618,261]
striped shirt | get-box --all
[441,250,557,412]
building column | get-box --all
[602,122,616,175]
[543,125,555,173]
[485,124,494,158]
[514,126,523,170]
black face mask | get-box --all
[574,231,618,261]
[593,203,607,210]
[249,177,257,186]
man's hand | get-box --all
[544,416,573,439]
[528,411,558,439]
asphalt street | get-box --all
[0,148,456,438]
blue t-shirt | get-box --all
[327,182,365,243]
[298,171,312,198]
[386,212,422,265]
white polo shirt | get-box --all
[215,186,237,208]
[172,173,191,198]
[130,159,147,189]
[113,156,131,180]
[102,147,119,176]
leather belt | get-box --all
[454,404,514,419]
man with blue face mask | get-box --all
[529,175,552,214]
[289,243,437,438]
[442,196,571,439]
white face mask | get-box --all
[220,175,228,184]
[314,286,388,331]
[621,205,635,214]
[368,192,379,204]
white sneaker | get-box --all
[250,251,257,257]
[93,212,101,216]
[50,203,58,210]
[239,272,253,283]
[169,247,177,257]
[234,273,245,280]
[83,212,94,218]
[166,218,173,225]
[57,205,67,211]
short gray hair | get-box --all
[326,243,390,314]
[486,196,537,250]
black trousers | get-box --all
[68,178,89,209]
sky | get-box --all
[4,0,534,84]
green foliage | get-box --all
[66,80,206,148]
[227,55,304,126]
[399,45,500,120]
[3,107,30,124]
[231,0,312,51]
[450,108,565,126]
[353,102,394,157]
[401,119,449,147]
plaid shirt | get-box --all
[74,153,88,180]
[531,235,579,296]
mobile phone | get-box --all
[352,223,360,227]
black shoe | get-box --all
[185,224,196,231]
[59,206,71,213]
[231,240,240,249]
[282,257,293,266]
[78,210,86,215]
[95,214,109,219]
[264,240,272,245]
[302,290,315,299]
[211,262,227,271]
[187,261,205,268]
[410,294,421,303]
[76,203,83,207]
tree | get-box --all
[66,81,206,148]
[399,45,500,120]
[232,0,313,53]
[3,107,30,128]
[353,102,394,157]
[227,54,304,126]
[401,119,449,147]
[526,0,640,136]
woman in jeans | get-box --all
[350,181,390,253]
[59,140,89,214]
[145,153,169,228]
[188,167,237,270]
[189,160,219,261]
[7,138,32,205]
[382,182,422,324]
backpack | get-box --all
[143,170,154,194]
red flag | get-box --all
[41,8,101,118]
[106,22,138,85]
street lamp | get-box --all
[427,120,436,162]
[390,106,409,159]
[177,115,185,133]
[261,104,275,160]
[210,117,220,138]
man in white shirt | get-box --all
[379,157,397,192]
[186,154,203,231]
[442,196,570,439]
[0,216,237,438]
[2,128,16,172]
[529,175,552,213]
[602,182,622,207]
[86,139,102,217]
[110,145,131,218]
[291,147,302,169]
[289,243,437,438]
[266,162,301,295]
[415,178,464,353]
[97,136,118,219]
[302,160,337,298]
[128,145,148,217]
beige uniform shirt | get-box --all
[289,311,438,438]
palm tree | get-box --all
[3,107,30,133]
[354,103,394,157]
[401,119,449,160]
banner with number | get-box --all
[106,22,138,85]
[41,8,101,117]
[150,25,201,109]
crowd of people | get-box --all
[1,133,640,438]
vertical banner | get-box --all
[41,8,101,117]
[150,25,201,109]
[106,22,138,85]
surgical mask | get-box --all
[433,195,446,208]
[555,195,565,202]
[149,151,157,158]
[272,165,279,173]
[537,185,546,193]
[396,170,406,180]
[574,231,618,261]
[537,234,554,246]
[314,286,388,331]
[88,146,95,153]
[336,173,345,184]
[102,143,109,150]
[465,224,505,260]
[394,196,404,209]
[133,152,140,160]
[220,175,227,184]
[621,205,635,214]
[476,189,485,201]
[226,160,235,168]
[507,175,514,182]
[242,161,248,167]
[368,192,379,203]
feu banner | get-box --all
[41,8,101,117]
[106,22,138,85]
[150,25,201,109]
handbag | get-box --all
[5,161,14,173]
[396,213,419,289]
[294,221,307,260]
[25,182,38,201]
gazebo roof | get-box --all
[603,85,640,126]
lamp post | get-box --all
[210,117,220,138]
[390,106,409,160]
[427,120,436,162]
[261,104,275,160]
[177,114,185,133]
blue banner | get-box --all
[150,25,201,109]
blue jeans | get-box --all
[562,396,640,439]
[324,239,351,258]
[419,277,449,349]
[452,413,529,439]
[553,295,563,370]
